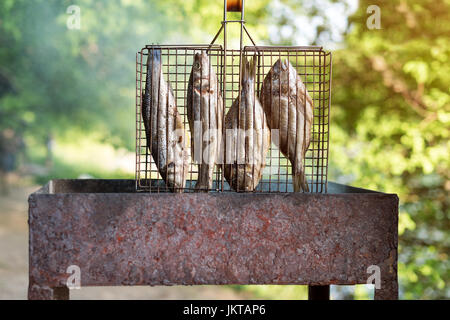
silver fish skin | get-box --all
[187,52,223,192]
[260,59,313,192]
[224,56,271,192]
[142,49,189,192]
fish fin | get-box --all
[249,55,257,80]
[167,80,175,99]
[141,89,147,118]
[147,48,162,119]
[241,58,248,84]
[194,179,210,193]
[293,171,309,192]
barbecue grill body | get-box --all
[28,179,398,300]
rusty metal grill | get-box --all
[136,45,331,193]
[135,3,331,193]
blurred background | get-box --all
[0,0,448,299]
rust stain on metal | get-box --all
[28,179,398,300]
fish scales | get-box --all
[142,49,189,192]
[224,56,271,192]
[187,52,223,191]
[260,59,313,192]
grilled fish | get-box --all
[142,48,189,192]
[224,56,271,191]
[187,52,223,191]
[260,59,313,192]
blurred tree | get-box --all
[0,0,271,151]
[1,0,168,149]
[266,0,357,46]
[329,0,449,299]
[0,0,272,178]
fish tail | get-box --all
[150,47,161,64]
[293,171,309,192]
[144,47,162,124]
[167,80,175,99]
[146,48,161,83]
[242,55,257,83]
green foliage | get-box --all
[0,0,179,148]
[330,0,449,299]
[0,0,272,149]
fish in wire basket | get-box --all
[224,56,271,192]
[187,51,223,192]
[142,48,189,192]
[260,58,313,192]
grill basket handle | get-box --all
[227,0,242,12]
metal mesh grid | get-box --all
[136,44,331,193]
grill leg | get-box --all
[28,282,70,300]
[308,285,330,300]
[374,258,398,300]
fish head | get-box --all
[267,59,297,95]
[164,136,189,192]
[192,51,212,78]
[165,161,179,188]
[262,59,282,94]
[265,59,281,87]
[192,52,214,95]
[272,58,290,70]
[165,160,186,192]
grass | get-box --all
[230,285,308,300]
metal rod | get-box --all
[208,24,224,51]
[136,52,141,190]
[235,0,245,192]
[223,20,245,23]
[325,53,332,193]
[222,0,228,192]
[308,285,330,300]
[243,25,257,47]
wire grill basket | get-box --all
[136,45,331,193]
[136,2,331,193]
